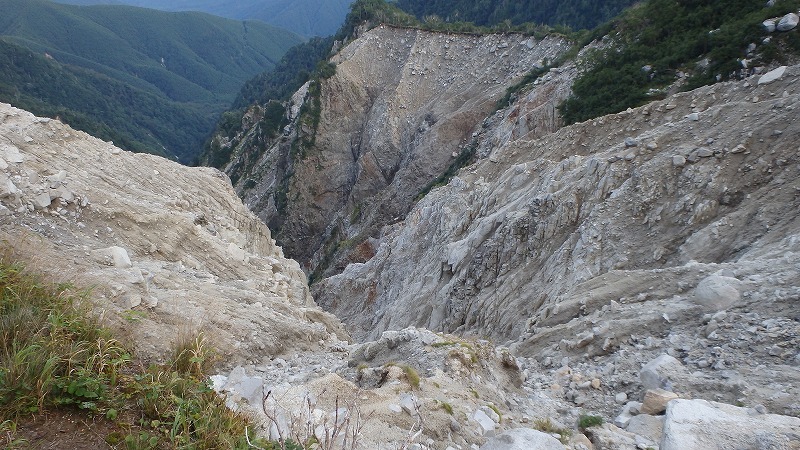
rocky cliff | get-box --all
[0,102,345,365]
[222,26,571,277]
[312,64,800,422]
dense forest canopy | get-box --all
[53,0,354,38]
[559,0,800,124]
[393,0,639,31]
[0,0,301,162]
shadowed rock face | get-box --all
[224,26,571,277]
[314,65,800,348]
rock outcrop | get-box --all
[222,26,571,277]
[0,103,346,364]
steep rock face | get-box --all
[315,66,800,346]
[0,103,346,364]
[227,26,570,276]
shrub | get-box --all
[578,414,604,429]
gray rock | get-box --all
[626,414,664,442]
[758,66,787,85]
[730,144,747,154]
[479,428,566,450]
[662,399,800,450]
[624,137,639,147]
[672,155,686,167]
[615,392,629,404]
[763,19,777,33]
[687,112,700,121]
[615,401,643,428]
[33,192,52,209]
[693,275,742,311]
[399,393,418,416]
[640,354,688,391]
[696,147,713,158]
[777,13,799,32]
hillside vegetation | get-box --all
[0,0,302,163]
[559,0,800,123]
[394,0,638,31]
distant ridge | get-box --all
[0,0,302,162]
[52,0,354,38]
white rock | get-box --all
[662,399,800,450]
[472,409,496,435]
[758,66,787,85]
[479,428,566,450]
[763,19,777,33]
[0,144,24,164]
[776,13,799,32]
[222,366,264,406]
[109,246,132,268]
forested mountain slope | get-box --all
[395,0,638,30]
[53,0,354,38]
[0,0,302,162]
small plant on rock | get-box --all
[401,365,420,389]
[578,414,604,429]
[533,417,572,444]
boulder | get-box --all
[777,13,799,32]
[640,388,679,415]
[758,66,787,85]
[763,19,776,33]
[661,399,800,450]
[640,354,689,391]
[693,275,742,311]
[479,428,566,450]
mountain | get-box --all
[53,0,355,38]
[4,0,800,445]
[0,0,302,162]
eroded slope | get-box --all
[0,103,345,365]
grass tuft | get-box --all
[0,255,276,449]
[533,417,572,444]
[401,365,421,389]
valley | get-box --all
[1,0,800,449]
